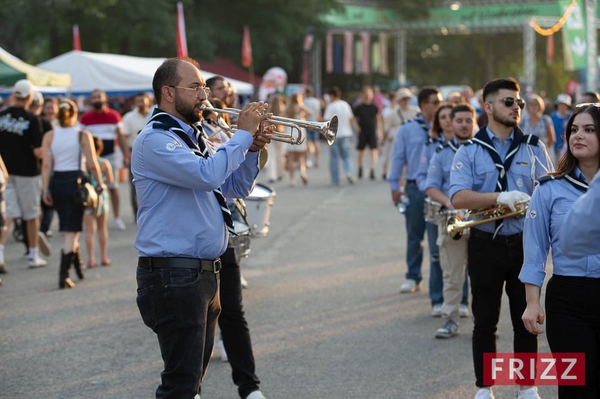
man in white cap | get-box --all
[550,93,573,160]
[0,79,48,270]
[380,88,419,180]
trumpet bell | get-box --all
[324,115,338,146]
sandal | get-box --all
[87,260,98,268]
[101,258,112,266]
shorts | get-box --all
[357,131,378,150]
[103,152,119,189]
[4,175,42,220]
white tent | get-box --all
[37,50,254,96]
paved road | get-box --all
[0,148,557,398]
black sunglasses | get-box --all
[500,97,525,109]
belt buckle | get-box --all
[212,258,222,273]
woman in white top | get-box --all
[41,99,105,289]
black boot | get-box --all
[72,246,85,280]
[59,251,75,289]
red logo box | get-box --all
[483,353,585,386]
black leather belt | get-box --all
[138,257,221,273]
[470,228,522,244]
[406,180,416,184]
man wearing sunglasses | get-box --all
[449,78,552,399]
[387,86,444,311]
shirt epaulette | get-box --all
[537,175,555,185]
[522,134,540,146]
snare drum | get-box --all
[232,220,252,260]
[245,183,276,237]
[424,197,443,224]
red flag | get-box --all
[547,34,555,65]
[73,24,81,51]
[242,25,253,68]
[176,2,188,58]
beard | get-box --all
[174,94,201,124]
[92,102,103,110]
[492,107,519,128]
[454,127,473,141]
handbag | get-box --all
[73,173,98,209]
[72,130,98,209]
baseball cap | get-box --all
[12,79,35,99]
[395,88,413,101]
[31,91,44,106]
[555,93,572,107]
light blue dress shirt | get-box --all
[132,113,259,259]
[560,170,600,257]
[520,169,600,287]
[387,114,430,190]
[423,138,460,196]
[449,128,552,235]
[416,137,445,193]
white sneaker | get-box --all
[37,231,52,257]
[431,303,443,317]
[474,388,495,399]
[517,387,541,399]
[399,279,421,294]
[45,230,53,238]
[460,304,470,318]
[28,256,48,268]
[246,391,266,399]
[435,320,458,338]
[113,218,126,231]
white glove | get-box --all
[497,190,531,211]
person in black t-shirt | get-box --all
[0,80,47,269]
[353,85,382,180]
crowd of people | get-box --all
[2,60,600,398]
[0,81,145,287]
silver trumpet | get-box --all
[200,105,338,146]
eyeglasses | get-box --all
[575,102,600,108]
[168,85,211,97]
[500,97,525,109]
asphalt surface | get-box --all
[0,147,558,399]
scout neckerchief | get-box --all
[469,126,538,236]
[149,109,236,236]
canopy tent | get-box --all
[0,46,71,87]
[38,50,255,96]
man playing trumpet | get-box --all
[449,78,552,399]
[132,57,271,399]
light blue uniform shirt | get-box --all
[132,113,259,260]
[423,138,460,196]
[560,170,600,257]
[449,127,552,235]
[520,169,600,287]
[387,114,430,190]
[416,137,445,193]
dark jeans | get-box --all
[220,243,261,398]
[136,265,220,398]
[467,230,537,387]
[404,182,425,283]
[546,275,600,398]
